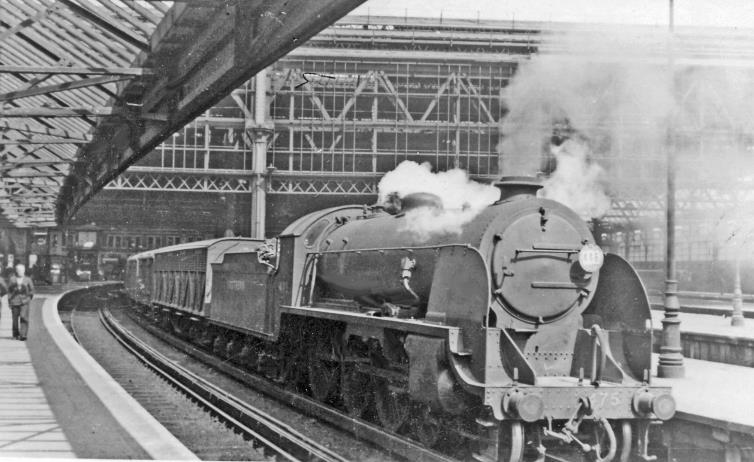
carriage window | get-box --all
[303,219,329,248]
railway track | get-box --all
[70,304,267,460]
[98,306,351,462]
[120,304,461,462]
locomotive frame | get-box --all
[125,178,675,462]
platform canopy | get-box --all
[1,0,169,227]
[0,0,365,227]
[5,1,754,230]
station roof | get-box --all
[3,5,754,229]
[1,0,365,228]
[1,0,168,227]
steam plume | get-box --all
[540,140,612,220]
[378,161,499,240]
[498,27,754,232]
[497,25,754,267]
[498,31,676,220]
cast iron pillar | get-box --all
[247,68,273,240]
[731,258,745,326]
[658,0,685,378]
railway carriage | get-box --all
[125,250,154,306]
[125,177,675,462]
[128,238,269,330]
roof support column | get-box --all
[247,68,273,240]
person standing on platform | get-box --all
[0,275,6,325]
[9,263,34,341]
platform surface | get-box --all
[0,295,76,458]
[0,283,197,460]
[651,309,753,340]
[649,298,754,433]
[650,293,754,316]
[653,354,754,434]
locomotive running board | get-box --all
[280,304,463,345]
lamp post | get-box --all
[657,0,685,378]
[732,256,746,326]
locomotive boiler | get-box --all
[125,176,674,462]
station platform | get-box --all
[650,309,752,340]
[0,298,74,458]
[650,298,754,367]
[653,354,754,435]
[653,354,754,460]
[650,293,754,318]
[0,284,197,460]
[647,297,754,458]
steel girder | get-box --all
[56,0,367,223]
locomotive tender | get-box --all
[125,177,674,462]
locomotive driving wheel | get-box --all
[274,344,307,391]
[618,421,632,462]
[373,376,409,431]
[410,404,443,447]
[592,420,632,462]
[308,354,340,403]
[499,422,525,462]
[308,334,342,403]
[341,363,371,417]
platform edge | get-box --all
[41,285,199,461]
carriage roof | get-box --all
[126,237,263,263]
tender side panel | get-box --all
[152,248,208,315]
[210,252,276,339]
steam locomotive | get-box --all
[124,177,674,461]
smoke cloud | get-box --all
[377,161,500,240]
[499,27,754,241]
[498,30,677,220]
[540,140,612,220]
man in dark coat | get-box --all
[0,276,6,325]
[9,263,34,341]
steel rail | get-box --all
[99,307,348,462]
[126,308,460,462]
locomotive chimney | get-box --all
[494,176,543,201]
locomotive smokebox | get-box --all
[494,176,543,201]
